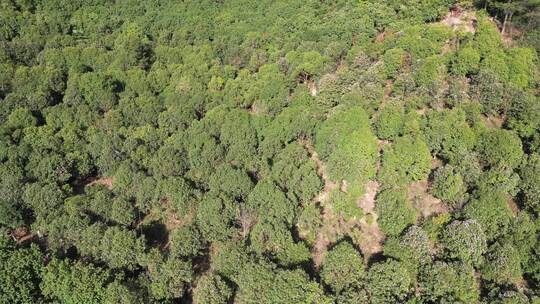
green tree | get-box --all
[378,135,431,186]
[506,86,540,137]
[384,225,432,276]
[422,108,476,163]
[250,64,289,115]
[415,55,446,92]
[103,280,145,304]
[330,185,364,221]
[519,153,540,214]
[506,47,536,88]
[98,227,145,270]
[0,234,43,304]
[286,50,329,82]
[246,180,296,226]
[382,48,406,79]
[141,250,193,301]
[0,162,26,228]
[271,143,322,203]
[113,23,153,69]
[169,224,205,258]
[430,165,467,208]
[208,163,254,200]
[374,103,404,140]
[476,167,520,196]
[315,106,378,183]
[482,242,522,284]
[219,108,259,170]
[477,129,523,170]
[419,261,479,303]
[320,242,365,293]
[296,203,322,245]
[41,259,111,304]
[366,259,413,304]
[463,190,513,240]
[440,219,487,266]
[192,273,233,304]
[233,262,329,304]
[259,97,320,158]
[490,290,530,304]
[376,188,417,236]
[472,69,506,114]
[451,46,480,76]
[196,191,237,242]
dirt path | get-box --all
[10,226,37,245]
[301,140,338,203]
[506,196,520,216]
[87,177,113,190]
[300,140,338,269]
[356,180,384,260]
[408,180,449,219]
[353,140,389,261]
[383,79,393,101]
[301,138,389,266]
[440,8,477,33]
[482,114,505,129]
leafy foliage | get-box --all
[0,1,538,302]
[378,135,431,186]
[315,106,378,183]
[376,188,417,236]
[366,259,413,304]
[441,220,487,266]
[320,242,365,293]
[0,235,43,304]
[430,165,467,207]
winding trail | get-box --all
[356,180,384,261]
[300,139,386,266]
[300,140,338,269]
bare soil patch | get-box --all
[87,177,114,190]
[383,79,393,100]
[506,196,520,216]
[482,114,505,129]
[300,140,339,269]
[356,181,384,261]
[10,226,37,245]
[440,9,477,33]
[300,137,387,266]
[408,180,449,219]
[358,181,379,214]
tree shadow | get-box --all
[141,221,169,248]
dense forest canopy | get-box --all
[0,0,539,303]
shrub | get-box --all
[430,165,467,207]
[382,48,406,79]
[320,242,365,293]
[451,47,480,76]
[440,220,487,266]
[476,129,523,170]
[379,135,431,186]
[374,103,404,140]
[376,188,416,236]
[366,259,413,304]
[463,190,513,241]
